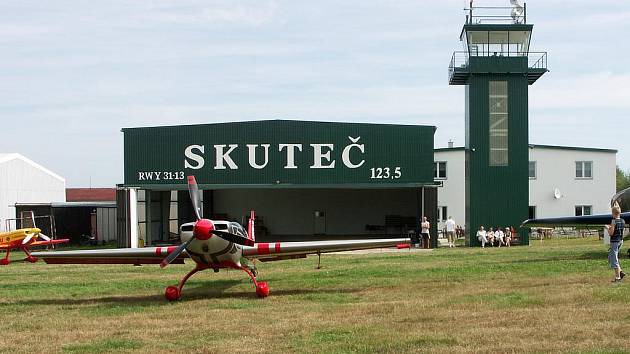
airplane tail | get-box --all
[247,210,256,243]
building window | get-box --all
[489,81,508,166]
[575,205,592,216]
[528,161,536,179]
[437,206,448,222]
[528,206,536,219]
[434,161,447,179]
[575,161,593,179]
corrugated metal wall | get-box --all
[466,73,530,245]
[122,120,435,189]
[96,207,117,242]
[116,189,130,247]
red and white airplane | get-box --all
[32,176,409,301]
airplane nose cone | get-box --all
[193,219,214,240]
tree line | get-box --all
[618,166,630,192]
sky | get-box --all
[1,0,628,187]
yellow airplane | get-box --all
[0,227,69,265]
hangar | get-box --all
[116,120,439,248]
[0,153,65,231]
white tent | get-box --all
[0,153,65,231]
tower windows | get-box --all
[489,81,508,166]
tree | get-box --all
[617,166,630,192]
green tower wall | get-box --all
[465,69,531,246]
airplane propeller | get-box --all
[211,229,254,246]
[160,176,255,268]
[22,230,50,245]
[160,237,194,268]
[22,233,36,245]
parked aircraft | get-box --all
[522,187,630,228]
[33,176,408,301]
[0,217,69,265]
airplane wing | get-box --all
[31,246,188,265]
[242,238,409,261]
[0,239,70,249]
[28,239,71,247]
[521,212,630,228]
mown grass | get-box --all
[1,237,629,353]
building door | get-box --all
[313,210,326,235]
[528,206,536,220]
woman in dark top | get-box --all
[606,202,626,282]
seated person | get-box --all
[487,228,495,246]
[495,227,505,247]
[504,227,512,247]
[476,226,488,248]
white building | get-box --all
[0,153,66,231]
[434,145,617,231]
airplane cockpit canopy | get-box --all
[227,222,248,239]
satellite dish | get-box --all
[510,0,524,23]
[553,188,562,199]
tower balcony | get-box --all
[448,51,547,85]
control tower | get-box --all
[448,2,547,246]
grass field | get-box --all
[1,237,629,353]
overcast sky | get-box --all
[1,0,628,187]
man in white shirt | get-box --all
[476,226,488,248]
[445,216,457,248]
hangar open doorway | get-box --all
[118,186,437,247]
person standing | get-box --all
[421,217,431,249]
[445,216,457,248]
[476,226,488,248]
[606,203,626,282]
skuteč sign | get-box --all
[122,120,436,189]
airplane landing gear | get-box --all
[163,262,270,301]
[164,286,180,301]
[240,264,269,298]
[0,249,10,265]
[255,281,269,297]
[164,263,210,301]
[21,247,38,263]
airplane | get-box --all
[521,187,630,229]
[0,218,70,265]
[32,176,409,301]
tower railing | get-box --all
[449,51,547,82]
[466,5,527,25]
[528,52,547,69]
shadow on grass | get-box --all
[7,278,363,306]
[502,251,607,264]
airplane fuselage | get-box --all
[0,228,41,247]
[180,220,247,268]
[186,234,243,268]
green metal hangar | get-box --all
[117,120,438,248]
